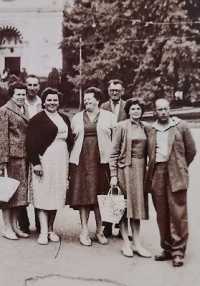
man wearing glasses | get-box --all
[101,79,126,122]
[101,79,127,238]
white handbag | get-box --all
[0,167,20,202]
[97,186,127,224]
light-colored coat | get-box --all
[101,99,127,122]
[109,119,150,177]
[146,117,196,193]
[0,100,29,164]
[70,109,117,165]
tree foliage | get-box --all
[61,0,200,106]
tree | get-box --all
[61,0,200,107]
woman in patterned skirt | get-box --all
[68,87,116,246]
[110,99,151,258]
[0,82,29,240]
[26,88,72,245]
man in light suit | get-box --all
[101,79,127,237]
[146,98,196,267]
[18,75,42,234]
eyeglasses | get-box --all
[109,89,122,94]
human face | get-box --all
[44,93,59,113]
[12,88,26,107]
[108,82,123,103]
[129,104,142,121]
[26,77,40,98]
[154,99,170,123]
[83,93,99,112]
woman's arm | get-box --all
[26,117,41,166]
[0,107,9,164]
[109,123,123,180]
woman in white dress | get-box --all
[26,88,72,245]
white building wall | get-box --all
[0,0,68,77]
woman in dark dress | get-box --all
[69,87,116,246]
[110,99,151,258]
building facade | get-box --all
[0,0,70,77]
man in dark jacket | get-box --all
[146,98,196,267]
[18,75,42,234]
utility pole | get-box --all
[79,37,82,111]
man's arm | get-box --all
[181,122,196,165]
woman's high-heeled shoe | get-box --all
[38,234,48,245]
[80,234,92,246]
[121,244,133,257]
[131,244,152,258]
[2,229,18,240]
[96,233,108,245]
[48,231,59,242]
[15,229,29,238]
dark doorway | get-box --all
[5,57,20,76]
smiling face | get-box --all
[12,88,26,107]
[129,104,142,121]
[83,92,99,112]
[26,77,40,99]
[44,93,59,113]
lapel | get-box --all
[6,100,29,122]
[167,125,177,157]
[107,101,113,113]
[148,128,156,159]
[118,100,123,122]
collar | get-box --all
[152,117,177,132]
[25,95,41,106]
[110,99,121,106]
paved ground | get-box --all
[0,129,200,286]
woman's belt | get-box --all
[131,151,144,158]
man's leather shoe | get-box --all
[155,251,172,261]
[172,255,184,267]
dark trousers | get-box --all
[151,162,188,257]
[18,206,40,233]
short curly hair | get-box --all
[124,98,145,119]
[8,82,27,98]
[84,87,103,106]
[41,87,63,108]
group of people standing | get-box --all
[0,77,196,268]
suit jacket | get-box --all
[146,117,196,193]
[101,99,127,122]
[0,99,29,163]
[26,110,72,166]
[109,119,151,177]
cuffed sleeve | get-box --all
[0,107,9,164]
[109,123,123,177]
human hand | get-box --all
[110,176,118,188]
[33,164,43,177]
[66,179,69,189]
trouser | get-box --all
[18,206,40,233]
[151,162,188,257]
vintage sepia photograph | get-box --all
[0,0,200,285]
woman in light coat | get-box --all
[110,98,151,258]
[68,87,116,246]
